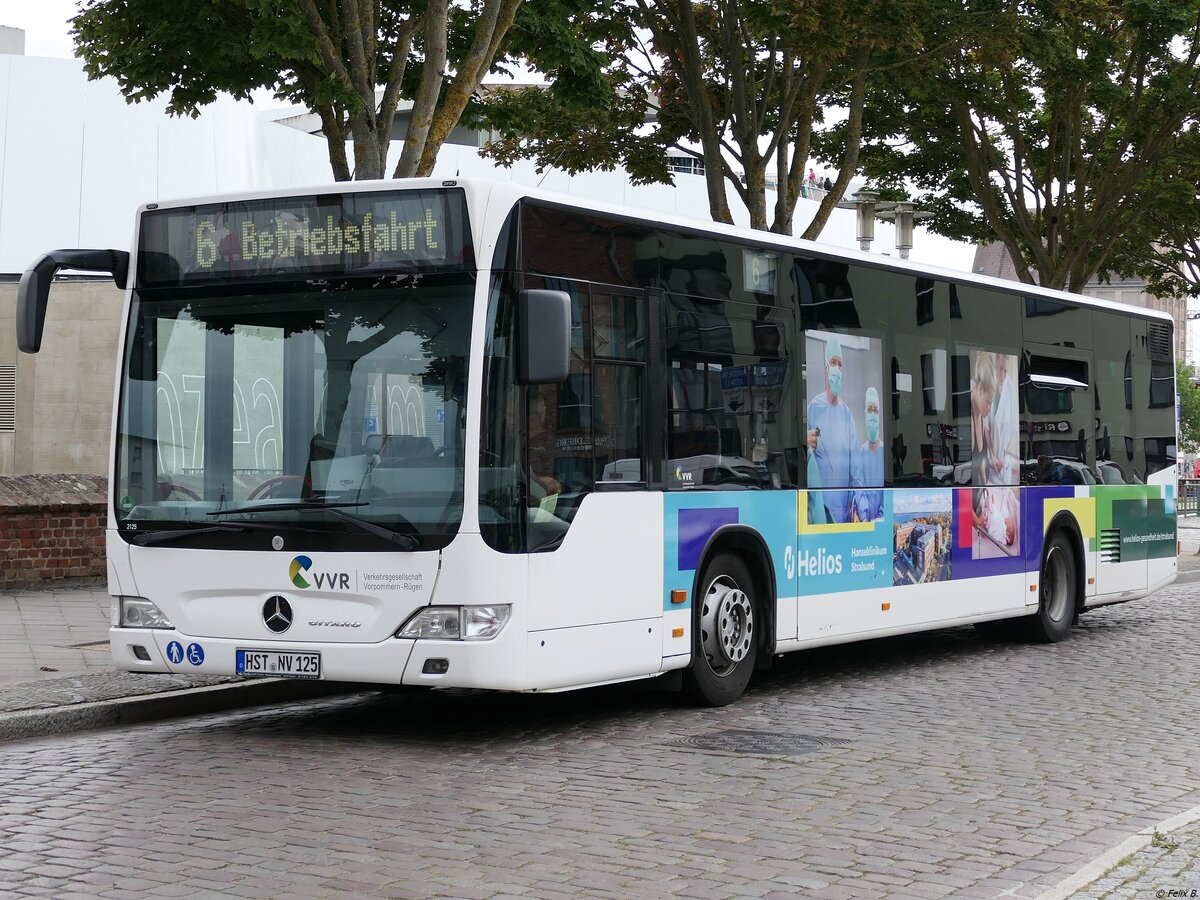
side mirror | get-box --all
[17,249,130,353]
[518,289,571,384]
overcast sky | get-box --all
[0,0,77,58]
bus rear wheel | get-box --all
[682,553,758,706]
[1025,530,1078,642]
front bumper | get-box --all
[109,625,533,690]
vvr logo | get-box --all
[289,555,351,590]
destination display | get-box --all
[137,188,471,286]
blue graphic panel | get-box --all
[664,492,796,609]
[1022,486,1074,573]
[677,507,739,571]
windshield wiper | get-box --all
[206,501,420,549]
[206,500,367,516]
[131,516,359,546]
[130,523,260,546]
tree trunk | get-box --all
[395,0,450,178]
[352,112,387,180]
[413,0,523,176]
[665,0,733,224]
[743,157,768,231]
[313,102,352,182]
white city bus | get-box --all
[17,179,1177,705]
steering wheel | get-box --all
[247,475,305,500]
[155,482,201,501]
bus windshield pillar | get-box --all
[203,323,235,502]
[282,326,317,478]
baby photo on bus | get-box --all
[969,349,1019,486]
[971,486,1021,559]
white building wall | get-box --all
[0,53,335,272]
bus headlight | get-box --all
[398,605,511,641]
[462,605,511,640]
[118,596,174,629]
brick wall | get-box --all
[0,475,107,590]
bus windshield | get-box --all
[114,274,473,550]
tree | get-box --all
[1103,129,1200,299]
[72,0,524,181]
[859,0,1200,294]
[1178,359,1200,454]
[480,0,928,238]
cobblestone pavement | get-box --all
[0,578,1198,899]
[1077,821,1200,898]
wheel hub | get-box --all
[700,576,754,675]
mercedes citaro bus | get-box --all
[16,179,1177,705]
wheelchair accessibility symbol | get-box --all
[186,643,205,666]
[166,641,184,664]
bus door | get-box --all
[1022,345,1101,601]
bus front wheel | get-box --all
[683,553,758,706]
[1025,530,1078,643]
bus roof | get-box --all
[137,177,1174,326]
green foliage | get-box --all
[72,0,525,181]
[475,1,668,183]
[72,1,340,116]
[860,0,1200,294]
[478,0,936,236]
[1178,360,1200,453]
[479,81,671,184]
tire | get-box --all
[1024,530,1078,642]
[682,553,759,706]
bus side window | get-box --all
[593,290,646,484]
[665,294,795,490]
[1132,317,1176,478]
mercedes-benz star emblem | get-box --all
[263,595,293,634]
[271,535,285,551]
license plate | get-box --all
[236,649,321,679]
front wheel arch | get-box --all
[1027,519,1084,642]
[1044,512,1086,621]
[688,525,777,662]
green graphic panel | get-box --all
[1111,497,1176,561]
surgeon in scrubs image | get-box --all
[807,335,859,523]
[852,386,884,522]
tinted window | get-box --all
[593,291,645,361]
[795,258,858,330]
[520,203,656,287]
[659,232,733,300]
[667,295,796,490]
[1023,295,1093,348]
[1131,318,1176,478]
[889,277,951,484]
[1091,312,1132,475]
[950,286,1022,486]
